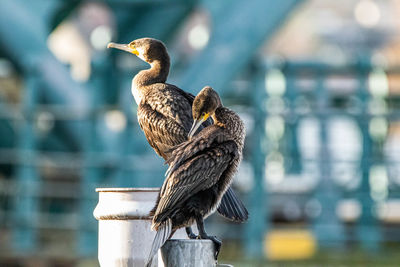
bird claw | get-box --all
[198,234,221,260]
[188,233,198,239]
[185,227,198,239]
[209,236,222,260]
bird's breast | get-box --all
[131,80,142,105]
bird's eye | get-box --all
[129,43,135,49]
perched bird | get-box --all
[146,86,246,267]
[107,38,248,222]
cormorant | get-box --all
[107,38,248,222]
[145,86,246,267]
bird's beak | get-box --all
[188,119,203,139]
[188,113,209,138]
[107,42,139,55]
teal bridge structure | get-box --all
[0,0,399,263]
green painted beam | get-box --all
[116,3,196,44]
[245,67,268,257]
[356,69,381,250]
[311,70,345,248]
[178,0,304,94]
[0,0,91,151]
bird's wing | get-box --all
[164,84,213,127]
[147,85,194,132]
[167,84,194,104]
[153,140,238,225]
[164,126,228,176]
[137,84,213,160]
[137,102,187,159]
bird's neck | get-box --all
[213,107,233,126]
[133,59,170,87]
[213,106,245,148]
[131,58,170,105]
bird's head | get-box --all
[107,37,169,64]
[188,86,221,138]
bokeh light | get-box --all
[188,24,210,50]
[90,25,113,51]
[354,0,381,28]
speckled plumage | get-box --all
[152,88,245,230]
[109,38,247,223]
[137,84,195,159]
[130,38,195,159]
[145,87,246,266]
[153,87,245,229]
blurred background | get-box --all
[1,0,400,266]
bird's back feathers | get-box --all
[152,130,239,228]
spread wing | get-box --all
[153,137,238,225]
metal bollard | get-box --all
[93,188,187,267]
[159,239,216,267]
[159,240,234,267]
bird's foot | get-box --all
[188,233,198,239]
[185,227,198,239]
[198,234,222,260]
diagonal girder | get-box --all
[178,0,304,94]
[117,3,196,42]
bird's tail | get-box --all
[217,187,249,222]
[145,219,172,267]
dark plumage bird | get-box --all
[107,38,248,222]
[145,86,246,267]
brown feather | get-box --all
[150,87,246,232]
